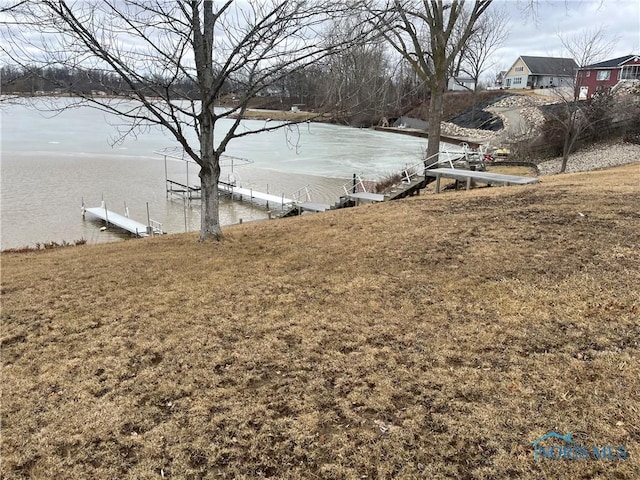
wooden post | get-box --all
[435,175,441,194]
[466,177,471,190]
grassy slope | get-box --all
[2,164,639,479]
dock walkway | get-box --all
[218,184,294,207]
[347,192,385,204]
[84,207,164,237]
[425,168,539,193]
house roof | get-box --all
[531,432,574,447]
[520,56,578,76]
[581,55,639,70]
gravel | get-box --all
[537,140,640,175]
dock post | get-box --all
[164,154,169,199]
[435,175,441,194]
[183,197,188,232]
[466,177,471,191]
[186,161,191,204]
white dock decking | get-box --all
[84,207,164,237]
[425,168,539,193]
[218,183,294,207]
[297,202,331,213]
[347,192,386,204]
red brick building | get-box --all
[576,55,640,99]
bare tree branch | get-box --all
[1,0,364,241]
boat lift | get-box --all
[155,146,313,213]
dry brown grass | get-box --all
[486,165,538,177]
[2,164,639,479]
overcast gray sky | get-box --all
[495,0,639,70]
[1,0,637,76]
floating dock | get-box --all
[83,206,164,237]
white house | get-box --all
[448,76,476,91]
[503,56,578,89]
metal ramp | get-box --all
[348,192,385,203]
[425,168,539,193]
[297,202,331,212]
[342,175,385,205]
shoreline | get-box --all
[234,108,490,147]
[372,126,484,148]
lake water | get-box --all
[1,98,439,249]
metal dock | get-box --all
[218,183,294,208]
[83,206,164,237]
[347,192,385,204]
[425,168,539,193]
[157,146,302,212]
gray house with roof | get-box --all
[503,56,578,89]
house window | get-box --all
[596,70,611,81]
[515,66,524,72]
[513,77,522,85]
[621,65,640,80]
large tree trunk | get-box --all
[471,83,479,123]
[198,112,222,241]
[426,79,445,163]
[199,162,222,241]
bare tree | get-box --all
[456,6,509,121]
[559,25,619,100]
[319,15,393,126]
[1,0,357,241]
[364,0,492,161]
[545,25,617,172]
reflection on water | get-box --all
[1,98,437,249]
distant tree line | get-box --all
[1,58,430,127]
[1,64,215,100]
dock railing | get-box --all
[148,219,164,235]
[402,149,461,185]
[342,174,367,195]
[290,184,312,204]
[421,148,474,171]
